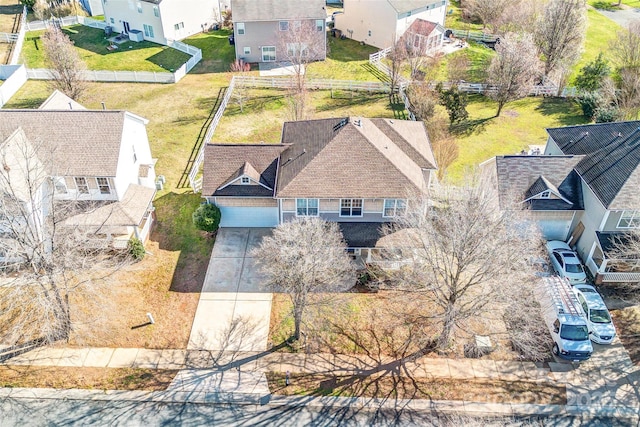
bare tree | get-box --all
[0,134,130,349]
[252,217,355,342]
[464,0,511,33]
[387,39,407,97]
[276,20,325,121]
[42,26,87,101]
[428,117,459,181]
[611,21,640,72]
[229,59,250,113]
[487,33,542,117]
[610,21,640,119]
[406,82,439,122]
[534,0,587,80]
[385,180,544,352]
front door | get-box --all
[123,21,131,34]
[261,46,276,62]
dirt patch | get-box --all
[266,372,566,404]
[611,306,640,364]
[0,366,177,391]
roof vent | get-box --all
[333,118,349,132]
[68,102,73,110]
[354,118,362,127]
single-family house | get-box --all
[334,0,447,49]
[0,92,158,253]
[80,0,105,17]
[482,120,640,284]
[101,0,230,45]
[231,0,326,63]
[202,116,437,261]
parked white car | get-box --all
[573,284,616,345]
[546,241,587,284]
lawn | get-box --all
[306,36,381,81]
[0,0,21,33]
[0,42,10,65]
[21,25,191,72]
[182,29,237,73]
[569,8,621,84]
[589,0,640,9]
[216,88,405,143]
[446,95,588,182]
[436,42,494,82]
[444,0,484,32]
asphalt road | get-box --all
[0,398,635,427]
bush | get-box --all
[192,203,221,233]
[594,105,621,123]
[576,91,604,119]
[127,238,146,261]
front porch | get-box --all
[587,232,640,284]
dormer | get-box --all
[523,176,573,205]
[217,161,273,192]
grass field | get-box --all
[307,36,380,81]
[182,29,237,73]
[21,25,191,72]
[0,0,21,33]
[444,0,484,31]
[590,0,640,9]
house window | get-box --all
[133,147,137,163]
[75,177,89,194]
[143,24,154,38]
[240,176,250,184]
[383,199,407,217]
[618,210,640,228]
[368,30,372,37]
[96,177,111,194]
[315,19,323,31]
[137,2,142,13]
[236,22,245,35]
[262,46,276,62]
[340,199,363,217]
[110,17,114,24]
[279,21,289,31]
[296,199,319,216]
[540,190,550,199]
[243,46,251,55]
[153,6,159,17]
[53,177,67,194]
[174,22,184,30]
[287,42,308,57]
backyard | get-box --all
[0,0,21,34]
[21,25,191,72]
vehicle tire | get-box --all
[552,343,559,356]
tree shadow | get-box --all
[448,117,493,136]
[534,97,588,127]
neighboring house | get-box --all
[80,0,105,17]
[483,120,640,284]
[202,116,437,261]
[0,92,158,251]
[401,18,445,56]
[102,0,230,45]
[231,0,326,63]
[334,0,447,49]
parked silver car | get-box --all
[573,284,616,345]
[546,240,587,284]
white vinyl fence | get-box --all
[0,65,27,108]
[26,67,177,83]
[9,8,27,65]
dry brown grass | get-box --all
[0,0,21,34]
[0,365,177,391]
[266,372,566,404]
[269,291,523,360]
[612,306,640,365]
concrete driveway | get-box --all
[188,228,273,352]
[595,7,640,28]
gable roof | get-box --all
[39,90,86,111]
[0,110,128,176]
[202,144,288,197]
[405,18,442,37]
[388,0,440,14]
[275,117,436,198]
[547,122,640,209]
[487,155,584,211]
[232,0,325,22]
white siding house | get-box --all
[335,0,447,49]
[102,0,230,45]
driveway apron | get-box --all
[188,228,273,351]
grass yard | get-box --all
[446,95,589,183]
[590,0,640,9]
[183,29,237,73]
[21,25,191,72]
[267,372,566,403]
[0,366,177,391]
[306,36,380,81]
[216,88,405,143]
[436,42,494,82]
[569,8,621,84]
[444,0,484,32]
[0,0,21,33]
[0,42,10,65]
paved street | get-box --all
[595,6,640,28]
[187,228,273,351]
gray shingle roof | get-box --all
[232,0,325,22]
[488,155,584,211]
[339,222,389,248]
[202,144,288,197]
[388,0,440,14]
[0,110,126,177]
[275,117,436,198]
[547,122,640,209]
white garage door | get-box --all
[219,207,279,228]
[538,219,571,241]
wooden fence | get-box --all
[450,29,497,42]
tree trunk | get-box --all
[496,101,504,117]
[292,300,304,342]
[437,302,456,350]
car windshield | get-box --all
[590,309,611,324]
[560,324,589,341]
[565,263,584,274]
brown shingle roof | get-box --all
[276,117,436,198]
[0,110,127,176]
[405,18,440,37]
[232,0,325,22]
[202,144,288,197]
